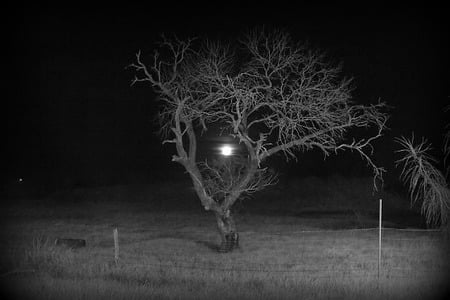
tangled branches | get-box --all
[198,156,277,205]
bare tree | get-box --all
[129,29,388,252]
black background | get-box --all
[5,3,449,191]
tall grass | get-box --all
[1,177,449,299]
[2,211,449,299]
[395,135,450,228]
[23,235,76,274]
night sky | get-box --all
[5,4,449,191]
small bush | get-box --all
[396,136,450,228]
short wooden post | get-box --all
[114,228,119,264]
[378,199,382,281]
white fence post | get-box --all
[378,199,382,281]
[114,228,119,264]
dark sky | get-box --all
[5,4,449,188]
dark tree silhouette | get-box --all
[129,28,388,252]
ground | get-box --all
[1,176,449,299]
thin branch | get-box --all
[130,28,389,213]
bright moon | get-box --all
[220,145,233,156]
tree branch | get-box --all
[130,28,389,213]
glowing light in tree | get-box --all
[220,145,233,156]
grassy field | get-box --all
[1,177,449,299]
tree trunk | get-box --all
[215,210,239,253]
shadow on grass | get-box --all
[194,240,220,252]
[146,232,221,252]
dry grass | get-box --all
[1,178,449,299]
